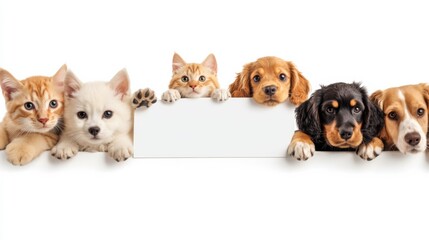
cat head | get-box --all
[169,53,220,98]
[64,69,132,146]
[0,65,67,133]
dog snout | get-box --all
[263,85,277,96]
[404,132,421,146]
[88,126,100,137]
[339,128,353,140]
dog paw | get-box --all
[0,137,7,150]
[6,142,38,165]
[162,89,181,103]
[287,141,315,161]
[356,138,383,161]
[211,88,231,102]
[132,88,157,109]
[51,143,79,160]
[108,143,133,162]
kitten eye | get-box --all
[417,108,425,117]
[326,107,335,114]
[253,75,261,83]
[388,111,397,120]
[199,76,206,82]
[49,100,58,109]
[24,102,34,110]
[279,73,287,81]
[103,110,113,119]
[353,106,361,113]
[77,111,87,119]
[181,76,189,82]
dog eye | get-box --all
[417,108,425,117]
[181,76,189,82]
[388,111,397,120]
[103,110,113,119]
[326,107,335,114]
[253,75,260,83]
[24,102,35,110]
[353,107,361,113]
[199,76,206,82]
[279,73,286,81]
[49,100,58,109]
[77,111,87,119]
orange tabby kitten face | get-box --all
[169,53,220,98]
[0,66,66,133]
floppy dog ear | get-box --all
[420,83,429,108]
[361,85,385,143]
[288,62,310,106]
[229,63,253,97]
[369,90,384,109]
[295,89,322,138]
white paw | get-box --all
[162,89,181,103]
[357,143,382,161]
[211,88,231,102]
[51,142,79,160]
[108,143,133,162]
[287,141,315,161]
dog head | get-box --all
[229,56,310,106]
[296,82,384,149]
[64,69,132,146]
[370,84,429,153]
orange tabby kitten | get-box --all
[0,65,66,165]
[162,53,230,102]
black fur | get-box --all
[295,82,385,151]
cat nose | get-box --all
[88,126,100,137]
[38,118,48,124]
[189,84,197,90]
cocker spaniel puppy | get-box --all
[229,56,310,106]
[370,84,429,153]
[287,82,385,160]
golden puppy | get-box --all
[371,84,429,153]
[229,56,310,106]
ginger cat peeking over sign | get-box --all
[162,53,230,102]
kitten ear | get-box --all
[109,68,130,98]
[0,68,23,101]
[52,64,67,93]
[172,53,186,73]
[201,53,217,74]
[64,70,82,98]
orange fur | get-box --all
[229,56,310,106]
[324,121,363,148]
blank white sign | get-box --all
[134,98,296,158]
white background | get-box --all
[1,0,429,239]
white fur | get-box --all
[357,142,382,160]
[287,141,315,160]
[52,70,133,161]
[162,89,181,102]
[395,90,427,153]
[211,88,231,102]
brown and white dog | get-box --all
[229,56,310,106]
[370,84,429,153]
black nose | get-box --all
[88,126,100,137]
[340,129,353,140]
[263,85,277,96]
[404,132,421,146]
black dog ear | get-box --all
[295,88,322,138]
[360,85,385,143]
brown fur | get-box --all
[290,130,313,145]
[324,121,363,148]
[229,56,310,106]
[0,65,66,165]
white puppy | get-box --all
[51,69,156,161]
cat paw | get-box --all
[132,88,157,109]
[287,141,315,161]
[162,89,181,103]
[51,143,79,160]
[356,138,383,161]
[211,88,231,102]
[108,143,133,162]
[6,142,38,165]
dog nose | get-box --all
[38,118,48,124]
[88,126,100,137]
[340,129,353,140]
[263,85,277,96]
[404,132,421,146]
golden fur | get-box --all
[0,65,66,165]
[229,56,310,106]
